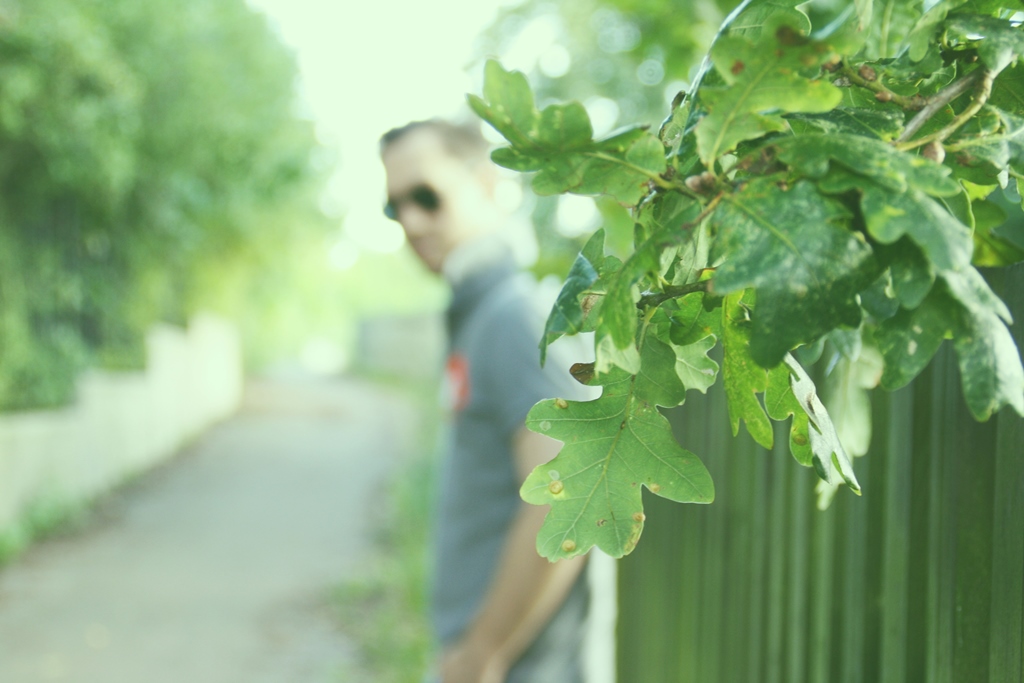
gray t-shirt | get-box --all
[432,256,588,680]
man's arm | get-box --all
[440,428,587,683]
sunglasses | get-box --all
[383,185,440,220]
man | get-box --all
[379,119,589,683]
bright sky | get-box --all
[246,0,514,263]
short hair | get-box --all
[379,118,490,163]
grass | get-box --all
[0,496,92,568]
[0,441,203,569]
[331,371,441,683]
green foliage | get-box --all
[711,178,879,366]
[0,0,328,410]
[332,452,434,683]
[476,0,744,277]
[469,61,666,205]
[473,0,1024,560]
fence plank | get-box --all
[952,392,996,683]
[808,499,836,683]
[785,459,810,683]
[615,264,1023,683]
[840,452,869,683]
[879,387,912,683]
[989,265,1024,683]
[765,445,788,683]
[990,406,1024,683]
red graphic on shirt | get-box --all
[445,353,471,412]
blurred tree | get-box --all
[0,0,329,409]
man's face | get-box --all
[381,129,493,273]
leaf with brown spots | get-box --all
[696,24,842,165]
[522,346,714,560]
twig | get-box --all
[630,191,724,310]
[838,64,924,110]
[637,280,711,310]
[895,69,988,145]
[585,151,705,200]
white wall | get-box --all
[0,313,242,535]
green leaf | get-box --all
[668,292,722,346]
[861,0,921,60]
[695,29,843,165]
[822,346,884,458]
[945,15,1024,72]
[764,353,864,497]
[785,108,906,140]
[779,354,862,493]
[595,282,642,375]
[948,107,1024,179]
[635,192,701,254]
[710,179,879,367]
[854,0,873,31]
[957,0,1020,13]
[670,217,712,286]
[764,359,813,466]
[594,200,704,376]
[906,0,967,62]
[537,100,596,148]
[942,180,978,230]
[972,199,1024,266]
[942,267,1024,419]
[470,60,666,205]
[861,270,901,321]
[647,307,720,397]
[672,335,720,395]
[635,328,689,408]
[727,0,810,40]
[993,217,1024,252]
[860,185,974,271]
[884,238,937,309]
[883,53,958,96]
[876,287,951,390]
[775,133,961,196]
[829,325,864,361]
[989,62,1024,116]
[877,266,1024,418]
[470,60,543,146]
[814,163,876,195]
[917,266,1019,417]
[522,366,714,561]
[532,129,667,203]
[540,230,607,363]
[943,263,1013,324]
[721,290,773,449]
[659,90,692,153]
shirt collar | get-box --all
[442,234,513,286]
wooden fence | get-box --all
[616,264,1023,683]
[0,314,242,541]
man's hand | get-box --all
[440,636,508,683]
[436,428,586,683]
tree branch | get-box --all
[895,69,995,151]
[895,68,988,145]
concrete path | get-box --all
[0,376,418,683]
